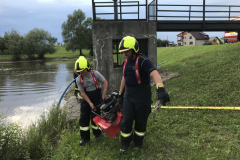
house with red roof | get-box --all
[207,37,223,45]
[177,31,209,46]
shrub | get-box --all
[203,42,212,45]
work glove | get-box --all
[156,85,170,106]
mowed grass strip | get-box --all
[1,43,240,160]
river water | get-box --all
[0,60,76,127]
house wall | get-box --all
[183,33,195,46]
[183,33,208,46]
[92,21,157,91]
[177,31,188,46]
[195,40,207,46]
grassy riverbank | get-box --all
[0,45,92,62]
[45,46,92,59]
[1,43,240,159]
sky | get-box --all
[1,0,240,44]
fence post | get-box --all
[189,6,191,21]
[138,1,139,20]
[156,0,158,21]
[229,6,231,20]
[203,0,205,30]
[113,0,118,20]
[120,0,122,20]
[92,0,96,21]
[146,0,148,21]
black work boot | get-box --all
[119,143,129,154]
[79,139,90,146]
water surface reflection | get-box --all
[0,60,75,127]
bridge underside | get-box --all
[157,21,240,31]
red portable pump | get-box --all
[92,90,123,138]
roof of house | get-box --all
[190,32,209,40]
[177,31,188,36]
[209,37,217,41]
[209,36,221,41]
[208,41,218,45]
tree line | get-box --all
[0,29,57,60]
[0,9,94,61]
[0,8,171,61]
[157,39,170,47]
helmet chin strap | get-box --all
[131,50,136,60]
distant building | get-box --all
[220,37,225,43]
[177,31,188,46]
[207,37,223,45]
[166,41,175,47]
[177,31,209,46]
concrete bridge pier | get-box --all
[92,21,157,91]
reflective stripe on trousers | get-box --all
[91,125,99,130]
[80,126,89,131]
[80,125,99,131]
[121,131,132,138]
[135,130,145,136]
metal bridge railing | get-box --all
[92,0,240,23]
[148,0,156,21]
[92,0,148,21]
[148,2,240,21]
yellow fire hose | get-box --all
[151,101,240,120]
[151,105,240,110]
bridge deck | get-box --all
[157,20,240,31]
[92,0,240,31]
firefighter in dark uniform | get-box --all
[75,56,108,146]
[118,36,170,153]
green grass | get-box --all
[0,104,68,160]
[48,43,240,160]
[156,43,240,107]
[0,45,92,61]
[48,109,240,160]
[45,45,92,59]
[1,43,240,160]
[0,54,12,61]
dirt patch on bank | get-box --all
[151,68,178,86]
[64,85,81,122]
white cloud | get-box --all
[4,105,46,128]
[35,0,92,6]
[3,98,59,128]
[36,0,55,3]
[27,10,39,14]
[1,0,240,44]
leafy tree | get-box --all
[61,9,93,56]
[4,30,23,60]
[82,17,94,56]
[23,28,57,59]
[157,38,169,47]
[0,37,7,53]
